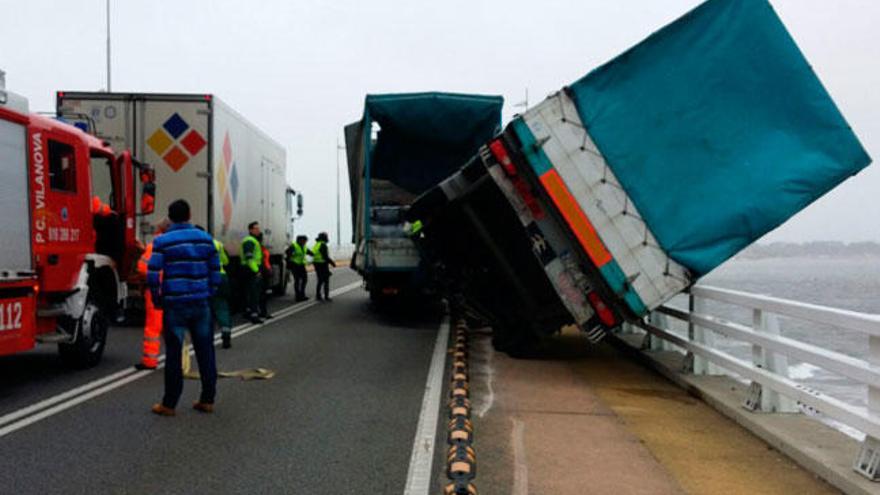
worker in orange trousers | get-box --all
[135,221,169,370]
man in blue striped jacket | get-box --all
[147,199,222,416]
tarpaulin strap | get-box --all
[181,339,276,381]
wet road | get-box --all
[0,269,445,494]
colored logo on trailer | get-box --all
[146,113,207,172]
[215,132,239,234]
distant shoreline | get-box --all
[735,241,880,260]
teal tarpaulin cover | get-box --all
[568,0,871,276]
[364,92,503,196]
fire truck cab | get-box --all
[0,75,153,367]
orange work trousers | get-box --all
[143,291,163,368]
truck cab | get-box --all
[0,78,152,366]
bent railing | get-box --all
[622,285,880,482]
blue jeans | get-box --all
[162,300,217,408]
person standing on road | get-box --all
[241,222,265,324]
[311,232,336,301]
[259,238,273,320]
[147,200,221,416]
[212,234,233,349]
[135,220,170,370]
[286,235,310,301]
[195,225,233,348]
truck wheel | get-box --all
[272,261,288,296]
[491,326,540,359]
[59,299,109,368]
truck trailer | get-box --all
[345,92,503,300]
[409,0,871,354]
[56,92,296,295]
[0,76,154,366]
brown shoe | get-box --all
[192,401,214,414]
[151,403,175,416]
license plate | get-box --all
[0,297,28,332]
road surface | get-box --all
[0,269,445,494]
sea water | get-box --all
[665,256,879,431]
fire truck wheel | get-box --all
[58,299,109,368]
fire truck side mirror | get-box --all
[296,194,304,217]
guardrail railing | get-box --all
[621,285,880,482]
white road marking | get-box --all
[0,367,137,428]
[471,331,495,418]
[0,281,362,439]
[403,315,450,495]
[512,418,529,495]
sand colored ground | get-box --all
[471,328,838,495]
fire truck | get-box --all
[0,73,154,367]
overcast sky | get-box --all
[1,0,877,244]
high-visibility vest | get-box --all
[241,235,263,273]
[137,242,154,277]
[289,242,307,265]
[311,241,326,263]
[261,246,271,270]
[214,239,229,275]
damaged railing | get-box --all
[622,285,880,482]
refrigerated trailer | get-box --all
[56,92,296,294]
[410,0,871,354]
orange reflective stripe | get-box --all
[143,290,162,364]
[539,169,613,267]
[137,243,154,276]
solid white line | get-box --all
[0,281,362,439]
[0,370,153,437]
[403,315,450,495]
[511,418,529,495]
[0,367,137,428]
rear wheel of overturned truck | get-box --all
[58,295,109,369]
[490,322,542,359]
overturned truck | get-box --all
[346,93,503,300]
[409,0,871,355]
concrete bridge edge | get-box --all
[610,334,877,495]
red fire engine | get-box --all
[0,77,154,367]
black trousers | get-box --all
[243,270,260,317]
[314,263,331,299]
[292,264,307,298]
[259,268,270,316]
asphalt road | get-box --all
[0,269,444,494]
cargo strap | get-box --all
[181,343,275,380]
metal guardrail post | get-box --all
[619,322,638,335]
[685,293,720,375]
[743,309,797,413]
[854,334,880,480]
[643,312,673,351]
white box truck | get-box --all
[56,92,297,294]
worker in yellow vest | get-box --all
[286,235,310,301]
[213,237,232,348]
[311,232,336,301]
[241,221,265,324]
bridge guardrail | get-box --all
[621,285,880,482]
